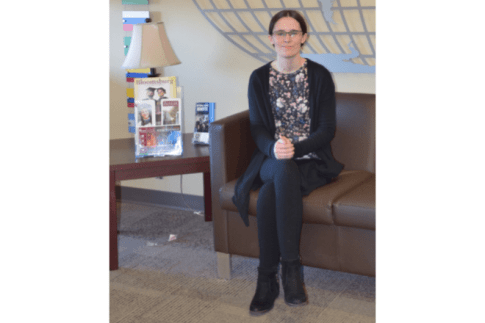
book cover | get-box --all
[128,113,135,133]
[192,102,215,145]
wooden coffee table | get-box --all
[110,133,211,270]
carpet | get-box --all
[110,201,375,322]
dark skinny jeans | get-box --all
[257,158,303,269]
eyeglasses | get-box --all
[272,30,302,39]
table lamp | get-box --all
[122,22,181,69]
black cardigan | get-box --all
[232,59,344,227]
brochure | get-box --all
[192,102,215,145]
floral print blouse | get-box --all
[269,60,318,159]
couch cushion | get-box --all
[219,170,373,226]
[333,175,375,230]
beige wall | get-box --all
[110,0,375,196]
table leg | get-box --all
[110,170,119,270]
[203,171,212,222]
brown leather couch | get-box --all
[209,92,375,279]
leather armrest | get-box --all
[209,110,255,252]
[209,110,254,187]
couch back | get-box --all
[331,93,375,173]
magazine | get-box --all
[134,76,177,126]
[133,76,182,158]
[192,102,215,145]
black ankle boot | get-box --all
[281,258,308,306]
[249,266,280,316]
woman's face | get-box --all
[269,17,307,59]
[141,109,150,119]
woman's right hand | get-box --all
[274,135,295,159]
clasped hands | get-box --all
[274,135,294,159]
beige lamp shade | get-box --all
[122,22,181,69]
